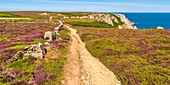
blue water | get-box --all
[111,12,170,29]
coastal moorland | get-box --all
[0,12,169,85]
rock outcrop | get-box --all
[157,26,164,29]
[4,43,46,67]
[10,21,64,61]
[44,31,56,42]
[64,13,137,29]
[65,13,114,26]
[44,21,64,42]
[88,14,114,26]
[116,14,137,29]
[40,12,48,16]
[23,43,47,59]
[11,21,65,60]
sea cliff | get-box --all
[63,13,137,29]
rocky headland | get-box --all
[64,13,137,29]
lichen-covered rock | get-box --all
[44,31,56,42]
[23,43,47,59]
[30,52,44,59]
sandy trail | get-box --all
[62,24,120,85]
[62,28,81,85]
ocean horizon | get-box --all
[111,12,170,29]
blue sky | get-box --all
[1,0,170,12]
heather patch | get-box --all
[0,23,70,84]
[77,28,170,85]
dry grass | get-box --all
[44,47,60,60]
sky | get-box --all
[1,0,170,12]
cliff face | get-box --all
[88,14,114,26]
[116,14,137,29]
[63,13,137,29]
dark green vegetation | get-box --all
[76,28,170,85]
[112,14,124,27]
[0,12,62,22]
[0,22,71,84]
[68,21,114,28]
[66,14,124,28]
[0,12,20,17]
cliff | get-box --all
[116,14,137,29]
[63,13,137,29]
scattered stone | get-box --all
[23,45,31,51]
[12,42,47,59]
[64,16,69,19]
[118,25,122,29]
[89,15,95,19]
[13,22,64,60]
[44,21,64,42]
[40,12,48,16]
[30,52,44,59]
[133,26,138,29]
[4,57,17,65]
[71,16,76,18]
[44,42,50,46]
[13,51,23,59]
[38,43,46,55]
[23,43,47,59]
[49,17,53,22]
[44,31,56,42]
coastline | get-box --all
[111,12,170,29]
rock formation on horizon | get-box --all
[63,13,137,29]
[157,26,164,29]
[116,14,137,29]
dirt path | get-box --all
[62,24,121,85]
[62,28,81,85]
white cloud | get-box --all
[43,0,170,7]
[1,0,170,12]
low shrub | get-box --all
[68,21,114,28]
[79,28,170,84]
[10,45,26,50]
[0,12,20,17]
[34,70,47,84]
[8,59,36,72]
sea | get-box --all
[111,12,170,29]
